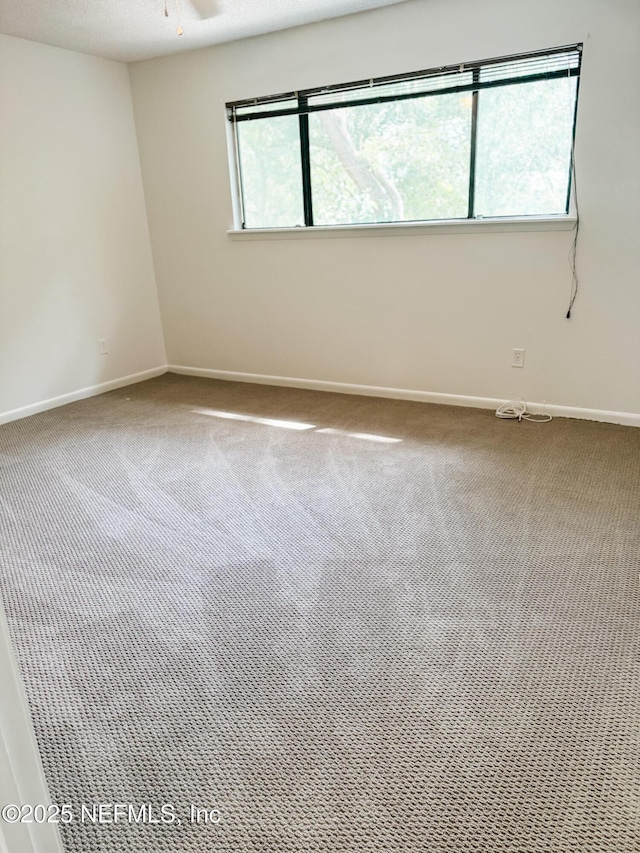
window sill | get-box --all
[227,216,576,241]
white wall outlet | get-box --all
[98,338,109,355]
[512,348,525,368]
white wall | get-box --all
[0,600,64,853]
[0,35,166,419]
[130,0,640,416]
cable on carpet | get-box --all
[495,398,552,422]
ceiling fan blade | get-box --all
[190,0,219,19]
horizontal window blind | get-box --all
[228,44,582,122]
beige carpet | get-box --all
[0,373,638,853]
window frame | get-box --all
[227,44,582,232]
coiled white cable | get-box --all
[495,398,552,423]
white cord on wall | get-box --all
[495,398,552,423]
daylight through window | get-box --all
[228,45,582,230]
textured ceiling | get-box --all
[0,0,410,63]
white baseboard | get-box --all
[0,366,168,426]
[168,365,640,428]
[2,364,637,428]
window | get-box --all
[228,45,581,230]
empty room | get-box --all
[0,0,639,852]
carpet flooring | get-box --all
[0,373,638,853]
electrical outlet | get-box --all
[512,348,525,368]
[98,338,109,355]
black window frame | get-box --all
[228,44,582,230]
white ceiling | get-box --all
[0,0,410,63]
